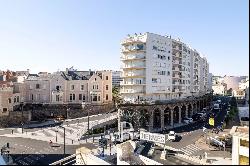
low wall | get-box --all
[0,110,31,127]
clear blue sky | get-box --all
[0,0,249,76]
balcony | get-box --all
[172,67,180,72]
[172,81,179,85]
[121,48,146,54]
[172,60,179,65]
[172,74,180,79]
[121,55,146,61]
[121,73,145,78]
[172,89,179,93]
[120,82,146,86]
[121,64,146,69]
[120,89,145,93]
[121,39,145,45]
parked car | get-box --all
[168,131,176,141]
[182,117,193,124]
[111,132,130,143]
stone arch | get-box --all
[188,104,192,117]
[138,108,150,129]
[173,106,180,124]
[193,102,197,114]
[153,108,161,128]
[181,105,187,119]
[164,107,171,127]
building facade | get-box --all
[112,71,122,87]
[0,82,21,116]
[120,32,210,103]
[231,126,249,165]
[23,68,112,105]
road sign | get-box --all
[209,118,214,126]
[140,131,166,144]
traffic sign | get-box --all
[209,118,214,126]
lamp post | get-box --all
[20,102,24,134]
[59,126,66,155]
[81,102,92,141]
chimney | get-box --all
[89,69,91,75]
[66,68,69,74]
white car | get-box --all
[111,132,130,142]
[168,131,176,141]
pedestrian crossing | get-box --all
[179,144,202,155]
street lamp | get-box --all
[20,102,24,134]
[81,102,92,139]
[58,126,66,155]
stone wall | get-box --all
[0,110,31,127]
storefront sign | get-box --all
[140,131,166,144]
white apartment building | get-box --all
[120,32,210,103]
[112,71,123,87]
[230,126,249,165]
[24,68,112,104]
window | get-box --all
[106,85,108,90]
[95,78,97,81]
[168,56,170,60]
[14,97,16,103]
[71,85,75,90]
[56,95,60,101]
[31,94,34,101]
[106,94,108,100]
[106,76,108,80]
[3,108,7,113]
[81,85,84,91]
[152,78,157,83]
[70,94,75,101]
[17,96,19,102]
[56,85,60,91]
[93,95,97,101]
[83,95,85,101]
[93,85,95,89]
[79,94,82,100]
[97,85,98,89]
[98,96,101,101]
[36,84,40,89]
[240,139,249,148]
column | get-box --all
[190,106,193,117]
[178,108,182,123]
[161,109,164,131]
[185,106,188,118]
[170,110,174,126]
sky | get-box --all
[0,0,249,76]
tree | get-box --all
[230,96,237,107]
[112,86,122,105]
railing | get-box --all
[50,154,77,165]
[121,55,146,60]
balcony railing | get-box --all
[120,89,144,93]
[121,39,145,45]
[172,75,180,79]
[121,65,146,69]
[120,82,146,86]
[172,89,179,92]
[121,73,145,78]
[121,55,146,61]
[121,48,146,54]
